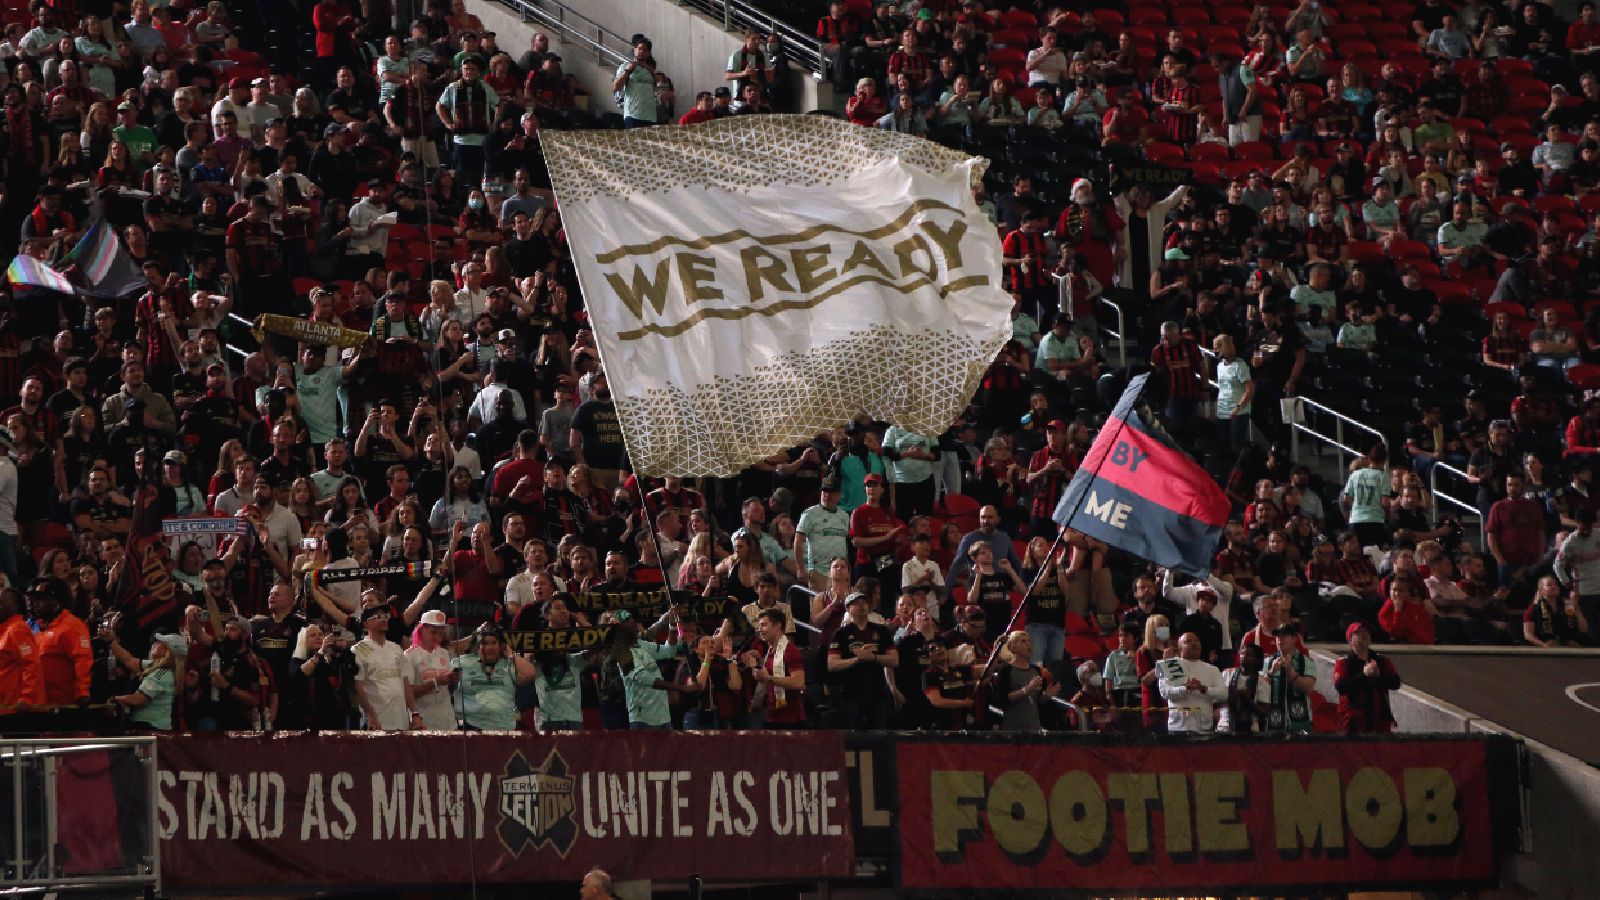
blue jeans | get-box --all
[1026,623,1065,666]
[682,709,723,730]
[623,116,655,129]
[629,722,669,730]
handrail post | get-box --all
[1335,417,1344,467]
[1428,463,1441,528]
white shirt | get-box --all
[455,287,488,322]
[1157,657,1226,732]
[1160,570,1234,651]
[405,643,456,730]
[0,456,17,535]
[353,637,410,730]
[318,558,362,615]
[346,197,392,256]
[468,381,526,424]
[258,502,304,564]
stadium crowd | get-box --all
[1,0,1596,741]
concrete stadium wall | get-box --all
[1312,650,1600,900]
[475,0,828,114]
[474,2,620,112]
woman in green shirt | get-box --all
[107,630,185,732]
[450,627,535,731]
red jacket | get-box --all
[1378,597,1435,645]
[1565,415,1600,457]
[313,1,356,59]
[0,614,42,711]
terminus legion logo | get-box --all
[496,749,578,857]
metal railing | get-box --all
[1429,460,1489,547]
[1284,393,1388,473]
[2,736,160,894]
[670,0,825,75]
[498,0,631,69]
[1093,295,1129,368]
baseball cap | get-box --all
[252,77,267,87]
[25,577,71,608]
[1164,247,1190,261]
[419,609,448,627]
[323,123,345,138]
[1045,419,1068,431]
[163,450,187,466]
[117,100,136,111]
[1345,621,1369,641]
[863,473,886,486]
[820,477,842,492]
[229,75,250,89]
[1500,141,1517,152]
[496,328,517,343]
[360,606,392,623]
[206,362,225,374]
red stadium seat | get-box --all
[1484,301,1530,322]
[1569,364,1600,391]
[1191,141,1231,161]
[999,9,1039,29]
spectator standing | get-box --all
[1486,473,1548,603]
[1157,632,1226,732]
[1265,622,1316,734]
[827,591,898,728]
[450,626,533,730]
[612,37,659,129]
[352,606,420,731]
[1333,622,1401,733]
[0,588,41,715]
[1556,508,1600,643]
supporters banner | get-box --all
[541,115,1012,477]
[896,738,1502,892]
[156,731,853,888]
[1052,373,1229,576]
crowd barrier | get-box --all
[50,730,1527,893]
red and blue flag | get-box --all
[1052,374,1230,576]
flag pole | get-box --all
[974,377,1149,691]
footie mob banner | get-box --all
[895,738,1507,893]
[155,731,853,888]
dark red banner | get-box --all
[155,731,853,888]
[896,739,1498,892]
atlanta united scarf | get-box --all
[308,560,431,587]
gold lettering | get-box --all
[839,240,894,279]
[893,233,936,281]
[987,771,1048,859]
[790,245,838,294]
[740,246,794,303]
[1194,771,1249,854]
[1159,772,1193,854]
[1046,771,1108,857]
[675,253,723,306]
[1273,769,1344,852]
[604,259,673,320]
[1403,768,1460,848]
[929,770,985,859]
[1106,773,1160,854]
[921,218,968,271]
[1345,767,1402,850]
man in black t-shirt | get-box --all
[251,582,307,728]
[827,592,898,729]
[570,373,626,490]
[70,468,132,539]
[1246,303,1306,442]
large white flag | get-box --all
[542,115,1012,477]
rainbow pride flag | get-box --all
[5,254,75,294]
